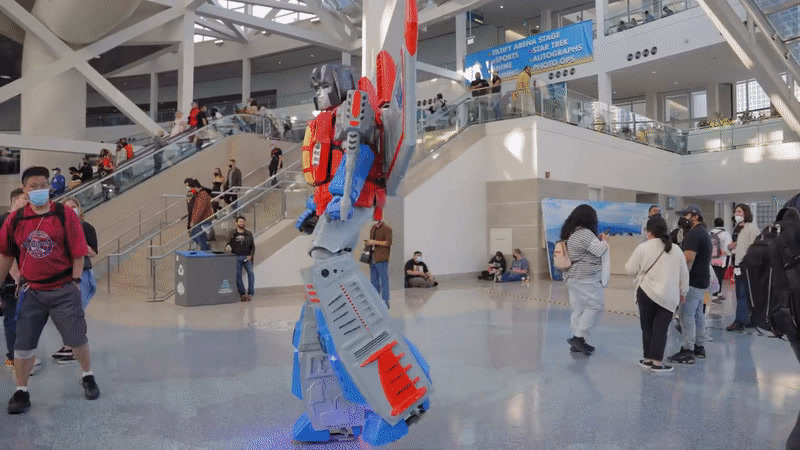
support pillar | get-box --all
[242,57,251,104]
[593,0,606,37]
[342,52,352,67]
[706,81,719,119]
[541,9,553,32]
[149,72,158,121]
[362,0,403,79]
[456,13,466,73]
[597,72,612,106]
[177,11,195,116]
[645,89,658,120]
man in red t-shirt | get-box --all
[0,167,99,414]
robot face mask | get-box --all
[314,83,336,111]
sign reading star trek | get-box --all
[464,20,594,79]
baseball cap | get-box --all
[676,204,703,217]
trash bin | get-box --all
[175,250,238,306]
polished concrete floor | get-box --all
[1,275,799,449]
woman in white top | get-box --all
[626,216,689,373]
[726,203,761,331]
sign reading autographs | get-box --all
[464,20,594,79]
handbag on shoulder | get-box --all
[359,245,373,264]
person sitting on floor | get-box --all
[405,251,438,288]
[478,251,507,280]
[498,248,529,282]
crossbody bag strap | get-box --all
[642,250,665,277]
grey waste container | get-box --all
[175,250,238,306]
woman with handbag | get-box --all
[560,204,609,355]
[725,203,761,331]
[625,216,689,373]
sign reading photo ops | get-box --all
[464,20,594,81]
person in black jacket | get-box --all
[226,216,256,302]
[478,251,507,280]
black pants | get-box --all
[637,288,673,361]
[787,334,800,448]
[712,265,726,295]
[269,164,278,186]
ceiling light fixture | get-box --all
[500,5,503,8]
[214,39,224,45]
[0,75,11,80]
[310,54,314,57]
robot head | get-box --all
[311,64,355,111]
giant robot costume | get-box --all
[290,0,432,445]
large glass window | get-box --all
[736,78,772,117]
[692,91,707,120]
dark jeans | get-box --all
[637,288,673,361]
[735,273,750,324]
[787,334,800,448]
[269,165,279,187]
[2,293,16,361]
[712,265,726,295]
[224,193,239,210]
[236,256,255,296]
[370,261,389,307]
[190,224,210,251]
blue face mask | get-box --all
[28,188,49,207]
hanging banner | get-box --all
[464,20,594,80]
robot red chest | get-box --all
[303,108,385,216]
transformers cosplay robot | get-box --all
[290,0,432,445]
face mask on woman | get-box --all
[734,215,744,224]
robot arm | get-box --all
[326,90,377,222]
[296,194,318,234]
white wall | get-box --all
[403,139,488,276]
[254,235,313,288]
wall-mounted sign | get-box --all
[464,20,594,80]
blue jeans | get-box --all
[370,261,390,307]
[2,293,16,360]
[680,286,707,349]
[80,269,96,309]
[735,274,750,324]
[236,256,255,296]
[499,272,525,282]
[190,224,210,251]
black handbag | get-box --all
[359,245,373,264]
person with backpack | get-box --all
[560,204,609,355]
[710,218,732,301]
[626,216,689,373]
[726,203,761,331]
[668,205,713,365]
[0,167,99,414]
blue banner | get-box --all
[541,198,655,281]
[464,20,594,80]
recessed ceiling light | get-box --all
[500,5,504,8]
[278,61,282,64]
[652,71,656,74]
[310,54,314,57]
[0,75,11,80]
[674,81,678,84]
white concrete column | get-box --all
[706,82,719,118]
[541,9,553,32]
[177,10,195,116]
[455,13,467,73]
[645,89,658,120]
[242,58,251,104]
[597,72,612,106]
[594,0,606,37]
[149,72,158,121]
[342,52,352,67]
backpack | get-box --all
[553,240,571,271]
[6,203,73,285]
[740,207,800,337]
[710,229,723,258]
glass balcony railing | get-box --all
[413,84,688,166]
[605,0,699,36]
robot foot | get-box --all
[292,414,363,443]
[361,398,431,446]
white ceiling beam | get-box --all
[418,0,493,26]
[417,61,464,81]
[300,0,351,41]
[0,0,165,135]
[145,0,177,6]
[237,0,312,14]
[196,3,352,51]
[206,0,249,42]
[106,44,179,77]
[0,134,107,155]
[0,2,185,105]
[195,27,236,41]
[196,17,239,40]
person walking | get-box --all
[211,168,224,213]
[1,189,29,369]
[226,216,255,302]
[367,219,392,308]
[668,204,713,364]
[51,197,98,364]
[560,204,609,355]
[710,217,733,302]
[0,166,99,414]
[224,159,242,210]
[725,204,761,331]
[512,66,533,115]
[185,178,213,251]
[268,146,283,187]
[626,216,689,373]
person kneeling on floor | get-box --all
[478,251,507,281]
[405,252,438,288]
[498,249,529,282]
